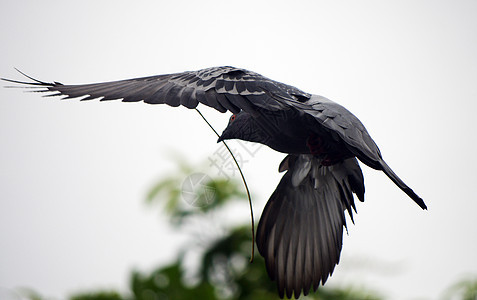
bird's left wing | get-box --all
[257,154,365,298]
[2,66,311,115]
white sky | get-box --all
[1,1,476,299]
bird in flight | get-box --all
[2,66,426,299]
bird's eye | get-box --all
[230,114,236,122]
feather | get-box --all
[203,89,227,113]
[215,93,240,113]
[257,155,364,298]
[179,86,197,109]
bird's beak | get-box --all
[217,129,229,143]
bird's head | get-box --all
[217,111,264,143]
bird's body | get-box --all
[219,98,357,162]
[2,66,426,299]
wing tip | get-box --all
[2,68,55,87]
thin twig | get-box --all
[195,108,255,263]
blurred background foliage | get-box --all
[14,159,477,300]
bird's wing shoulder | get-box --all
[297,95,383,166]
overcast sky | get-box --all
[1,1,476,299]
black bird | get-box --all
[2,66,426,298]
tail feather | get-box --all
[380,160,427,210]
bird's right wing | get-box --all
[2,66,311,115]
[256,154,364,299]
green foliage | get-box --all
[18,288,47,300]
[70,291,124,300]
[16,158,475,300]
[67,160,385,300]
[135,160,384,299]
[146,159,245,226]
[441,275,477,300]
[198,226,279,299]
[130,262,216,300]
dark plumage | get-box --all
[2,66,426,298]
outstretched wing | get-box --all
[2,66,311,115]
[2,66,425,209]
[257,154,365,299]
